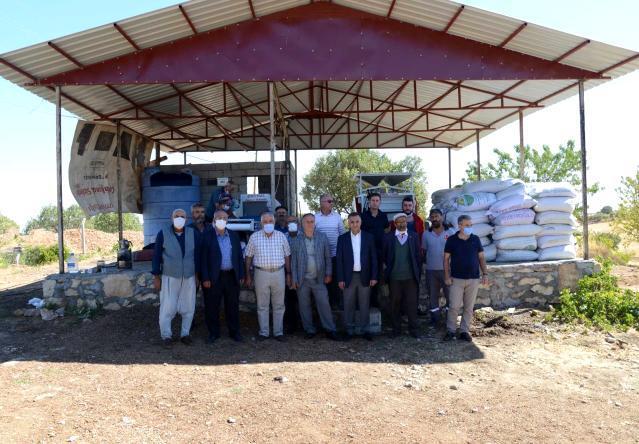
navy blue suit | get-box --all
[200,227,244,339]
[336,231,378,287]
[201,228,244,284]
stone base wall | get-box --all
[43,260,600,314]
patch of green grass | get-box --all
[547,259,639,331]
[22,244,69,266]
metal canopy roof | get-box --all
[1,0,637,152]
[356,173,412,187]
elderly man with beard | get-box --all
[421,209,457,326]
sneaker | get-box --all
[325,331,341,341]
[180,335,193,346]
[443,331,456,342]
[458,332,473,342]
[274,335,287,343]
[304,332,316,340]
[162,338,173,349]
[256,335,269,342]
[363,332,374,342]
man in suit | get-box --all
[201,210,245,344]
[383,212,423,338]
[336,212,378,341]
[290,213,340,341]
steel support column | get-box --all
[519,110,525,178]
[285,147,291,211]
[447,148,452,188]
[294,149,299,216]
[475,130,481,180]
[55,86,65,274]
[116,120,123,242]
[578,80,589,259]
[269,82,276,202]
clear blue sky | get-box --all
[1,1,638,227]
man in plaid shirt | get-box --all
[245,212,292,341]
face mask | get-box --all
[462,227,473,236]
[288,223,298,233]
[173,217,186,229]
[263,223,275,234]
[215,219,227,230]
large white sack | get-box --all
[495,236,537,251]
[491,208,536,226]
[445,210,489,226]
[535,211,578,226]
[537,224,575,237]
[534,197,575,213]
[537,244,577,261]
[493,224,542,240]
[496,182,526,201]
[479,236,491,247]
[469,223,494,238]
[484,243,497,262]
[537,235,574,249]
[454,192,497,211]
[487,195,537,215]
[527,182,577,199]
[463,178,522,194]
[432,188,463,204]
[496,249,539,262]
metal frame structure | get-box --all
[2,0,638,267]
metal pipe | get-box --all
[269,82,276,201]
[183,151,187,165]
[116,120,123,242]
[578,80,589,260]
[155,142,160,162]
[285,147,291,211]
[519,110,525,178]
[447,147,452,188]
[81,218,86,255]
[475,130,481,180]
[294,149,299,216]
[55,86,65,274]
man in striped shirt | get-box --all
[314,193,345,307]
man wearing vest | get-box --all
[383,213,423,338]
[152,208,201,348]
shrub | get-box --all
[549,260,639,331]
[586,232,632,265]
[0,214,18,235]
[23,244,69,266]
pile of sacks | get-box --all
[431,179,578,262]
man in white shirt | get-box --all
[244,212,292,342]
[314,193,345,307]
[336,213,378,340]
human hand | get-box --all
[338,281,345,290]
[370,280,378,287]
[202,280,211,289]
[153,275,161,291]
[445,277,453,286]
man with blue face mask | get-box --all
[244,212,292,341]
[152,208,201,348]
[443,214,489,342]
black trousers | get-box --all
[389,278,419,334]
[203,270,240,338]
[283,286,299,334]
[328,256,343,308]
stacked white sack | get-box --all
[528,182,578,260]
[475,179,539,262]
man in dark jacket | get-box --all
[383,212,423,338]
[336,212,378,340]
[201,210,245,344]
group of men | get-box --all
[152,192,488,348]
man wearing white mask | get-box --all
[201,210,245,344]
[152,208,201,348]
[443,214,489,342]
[244,212,292,341]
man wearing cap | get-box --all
[389,196,426,242]
[421,208,456,326]
[383,212,422,338]
[152,208,201,348]
[206,180,236,221]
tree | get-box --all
[24,204,87,233]
[0,214,18,235]
[301,150,428,216]
[612,170,639,242]
[600,206,614,215]
[87,213,142,233]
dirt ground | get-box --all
[1,283,638,443]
